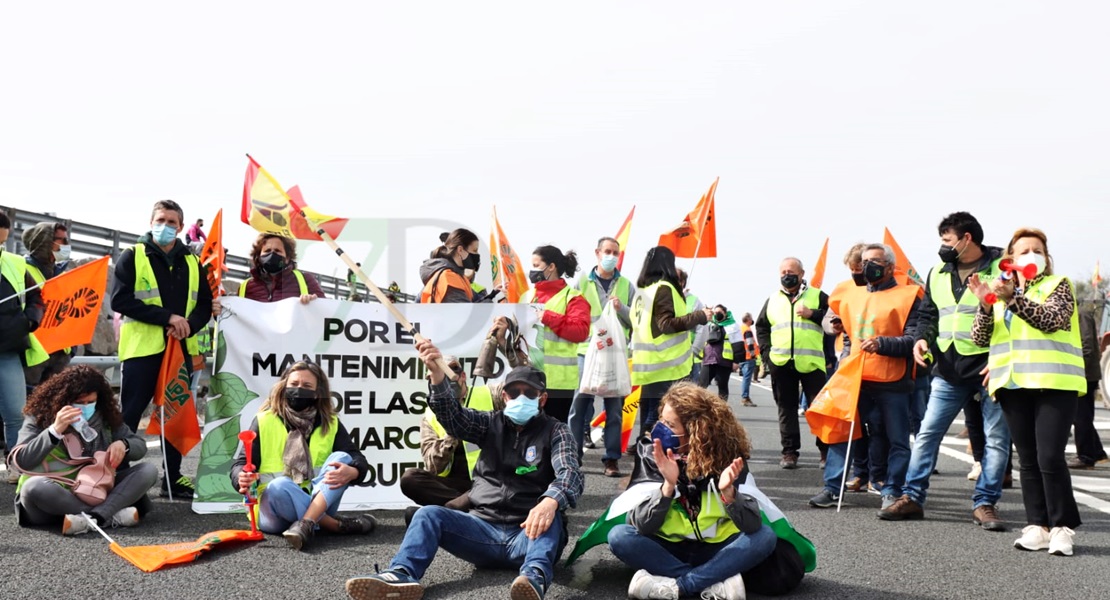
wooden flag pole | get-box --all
[300,211,458,381]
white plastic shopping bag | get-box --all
[579,303,632,397]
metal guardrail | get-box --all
[0,205,417,303]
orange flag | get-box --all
[110,529,262,572]
[490,206,531,303]
[614,206,635,272]
[805,352,865,444]
[883,227,925,297]
[147,339,202,455]
[1093,261,1102,287]
[198,209,226,299]
[241,155,348,241]
[810,238,830,289]
[34,257,110,354]
[658,178,718,258]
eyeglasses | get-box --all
[504,386,540,400]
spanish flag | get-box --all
[658,178,717,259]
[241,155,348,241]
[614,206,635,272]
[34,257,110,354]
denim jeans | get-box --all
[739,359,755,398]
[569,354,624,462]
[903,377,1010,508]
[607,524,776,597]
[824,387,911,497]
[392,505,567,589]
[258,451,353,533]
[0,352,28,450]
[910,375,930,436]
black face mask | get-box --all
[714,312,726,322]
[261,252,286,274]
[862,261,886,284]
[529,268,547,284]
[461,252,481,271]
[851,272,868,286]
[780,274,800,289]
[938,239,964,264]
[284,387,317,412]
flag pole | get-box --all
[836,417,855,513]
[0,281,43,305]
[299,211,459,380]
[160,400,174,503]
[686,228,707,282]
[492,206,511,299]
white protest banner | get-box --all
[192,297,537,513]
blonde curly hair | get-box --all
[660,382,752,480]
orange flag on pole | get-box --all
[883,227,925,297]
[241,155,348,241]
[146,339,202,456]
[810,238,830,289]
[805,352,865,444]
[198,209,226,299]
[614,206,635,272]
[658,178,718,258]
[1093,260,1102,287]
[34,257,110,354]
[490,206,530,303]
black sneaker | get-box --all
[335,513,377,535]
[809,489,839,508]
[283,518,316,550]
[160,476,196,500]
[510,570,546,600]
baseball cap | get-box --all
[503,365,546,392]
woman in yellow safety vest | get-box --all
[238,233,325,303]
[232,361,376,550]
[969,228,1083,557]
[609,383,779,599]
[521,245,591,423]
[629,246,710,442]
[9,365,157,536]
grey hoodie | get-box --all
[419,257,473,303]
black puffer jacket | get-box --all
[0,249,43,355]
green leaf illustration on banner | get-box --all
[215,329,227,373]
[194,417,244,503]
[205,371,258,422]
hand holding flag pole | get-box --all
[238,430,260,536]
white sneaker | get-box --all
[1048,526,1075,556]
[62,513,91,536]
[700,573,746,600]
[1013,525,1051,551]
[967,462,981,481]
[628,569,679,600]
[109,507,140,528]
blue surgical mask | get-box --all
[74,403,96,422]
[651,421,684,453]
[599,255,619,272]
[55,244,72,262]
[151,223,177,246]
[504,396,540,425]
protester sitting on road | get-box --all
[231,360,376,550]
[521,245,591,424]
[608,382,777,600]
[399,355,504,525]
[969,227,1084,556]
[238,233,325,303]
[420,228,482,303]
[630,246,710,444]
[8,365,157,535]
[346,342,583,600]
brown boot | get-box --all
[603,459,621,478]
[877,495,924,521]
[282,518,316,550]
[972,504,1007,532]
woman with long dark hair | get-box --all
[420,228,481,303]
[238,233,326,303]
[8,365,157,535]
[521,245,591,423]
[232,361,377,550]
[629,247,710,442]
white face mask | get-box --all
[54,244,72,262]
[1014,252,1046,276]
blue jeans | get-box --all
[0,352,28,449]
[904,377,1010,508]
[258,451,353,533]
[824,388,911,497]
[608,524,776,597]
[739,359,755,398]
[570,355,624,462]
[392,505,567,589]
[910,375,930,436]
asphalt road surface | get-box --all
[2,378,1108,600]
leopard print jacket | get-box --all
[971,274,1075,348]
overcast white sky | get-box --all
[2,1,1107,313]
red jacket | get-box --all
[240,267,325,302]
[532,279,591,344]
